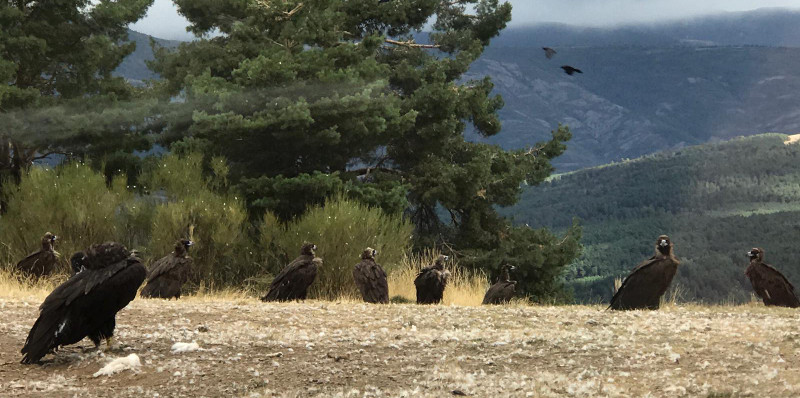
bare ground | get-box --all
[2,296,800,397]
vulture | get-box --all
[745,248,800,308]
[16,232,59,277]
[482,265,517,305]
[415,255,451,304]
[542,47,557,59]
[608,235,679,310]
[353,247,389,304]
[561,65,583,76]
[20,242,146,364]
[140,239,194,299]
[261,242,322,302]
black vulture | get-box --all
[20,242,146,364]
[482,265,516,305]
[561,65,583,76]
[353,247,389,304]
[608,235,679,310]
[16,232,59,277]
[542,47,557,59]
[140,239,194,299]
[745,248,800,308]
[261,242,322,302]
[415,255,451,304]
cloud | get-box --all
[507,0,800,26]
[129,0,192,40]
[128,0,800,39]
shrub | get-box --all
[261,195,413,300]
[0,163,136,272]
[141,153,256,286]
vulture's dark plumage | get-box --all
[561,65,583,75]
[16,232,58,277]
[20,242,145,364]
[353,247,389,304]
[543,47,557,59]
[140,239,194,299]
[482,265,517,305]
[609,235,679,311]
[745,248,800,308]
[415,255,451,304]
[261,243,322,302]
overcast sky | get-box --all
[131,0,800,40]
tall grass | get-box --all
[0,163,136,273]
[388,250,489,306]
[262,195,414,300]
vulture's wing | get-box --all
[85,242,130,270]
[609,257,674,310]
[354,260,388,302]
[266,255,314,291]
[414,266,435,286]
[759,262,800,306]
[146,254,190,282]
[16,250,42,270]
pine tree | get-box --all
[0,0,153,186]
[152,0,581,300]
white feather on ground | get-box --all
[171,341,200,353]
[93,354,141,377]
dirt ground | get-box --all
[2,296,800,397]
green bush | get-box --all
[261,195,413,300]
[141,153,257,286]
[0,163,137,271]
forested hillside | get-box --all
[508,134,800,303]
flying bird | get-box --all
[140,239,194,299]
[608,235,680,310]
[542,47,557,59]
[415,254,451,304]
[261,242,322,302]
[20,242,146,364]
[745,248,800,308]
[561,65,583,76]
[482,264,517,305]
[353,247,389,304]
[16,232,59,277]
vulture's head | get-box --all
[655,235,673,255]
[747,248,764,262]
[362,247,377,260]
[498,264,516,282]
[434,254,449,269]
[175,239,193,255]
[70,251,87,275]
[42,232,57,249]
[301,242,317,256]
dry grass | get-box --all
[387,250,489,306]
[0,270,60,301]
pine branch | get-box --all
[384,39,440,49]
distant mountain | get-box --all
[496,8,800,48]
[114,30,182,85]
[465,45,800,170]
[506,133,800,304]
